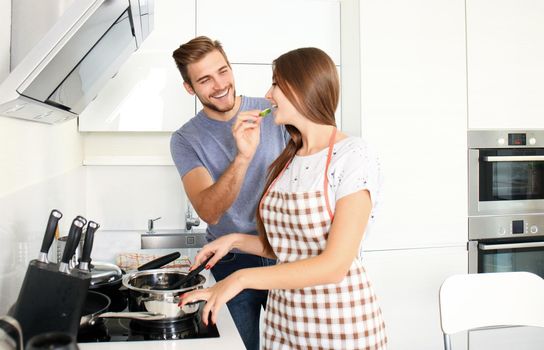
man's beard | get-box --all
[199,88,237,113]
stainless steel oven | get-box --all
[468,214,544,278]
[469,130,544,216]
[468,130,544,278]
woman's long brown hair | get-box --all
[256,47,340,256]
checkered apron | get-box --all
[260,128,387,350]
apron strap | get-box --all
[259,126,337,221]
[323,127,336,221]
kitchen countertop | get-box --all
[79,270,245,350]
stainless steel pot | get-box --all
[122,268,206,319]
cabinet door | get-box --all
[360,0,467,249]
[79,0,196,131]
[196,0,340,64]
[467,0,544,129]
[363,247,468,350]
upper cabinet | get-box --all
[79,0,341,132]
[196,0,340,65]
[467,0,544,129]
[78,52,195,131]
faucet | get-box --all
[147,217,161,233]
[185,202,200,231]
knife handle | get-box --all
[61,218,84,265]
[39,209,63,255]
[80,221,100,265]
[76,215,87,225]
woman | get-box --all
[179,47,387,349]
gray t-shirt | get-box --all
[170,96,288,241]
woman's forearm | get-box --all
[230,233,277,259]
[233,252,347,290]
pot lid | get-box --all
[90,261,123,285]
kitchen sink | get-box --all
[141,229,207,249]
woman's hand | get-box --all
[178,272,245,325]
[190,234,238,271]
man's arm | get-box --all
[182,155,251,225]
[182,110,263,225]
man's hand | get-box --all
[232,110,263,163]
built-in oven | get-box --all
[469,130,544,217]
[468,214,544,278]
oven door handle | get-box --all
[482,155,544,162]
[479,241,544,250]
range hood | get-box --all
[0,0,154,124]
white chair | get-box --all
[438,272,544,350]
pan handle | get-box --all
[98,312,167,320]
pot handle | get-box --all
[0,315,23,350]
[137,252,181,271]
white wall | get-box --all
[0,119,83,196]
[0,169,87,314]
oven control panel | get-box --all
[468,130,544,148]
[469,215,544,240]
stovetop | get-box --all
[77,301,219,343]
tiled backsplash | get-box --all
[85,165,186,230]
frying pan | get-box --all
[79,291,110,327]
[80,291,167,328]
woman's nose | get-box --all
[265,86,273,99]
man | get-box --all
[170,36,287,350]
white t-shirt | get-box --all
[273,136,382,233]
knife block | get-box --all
[11,260,90,346]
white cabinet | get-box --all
[467,0,544,129]
[196,0,340,65]
[230,65,273,102]
[79,52,195,131]
[363,246,468,350]
[359,0,467,250]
